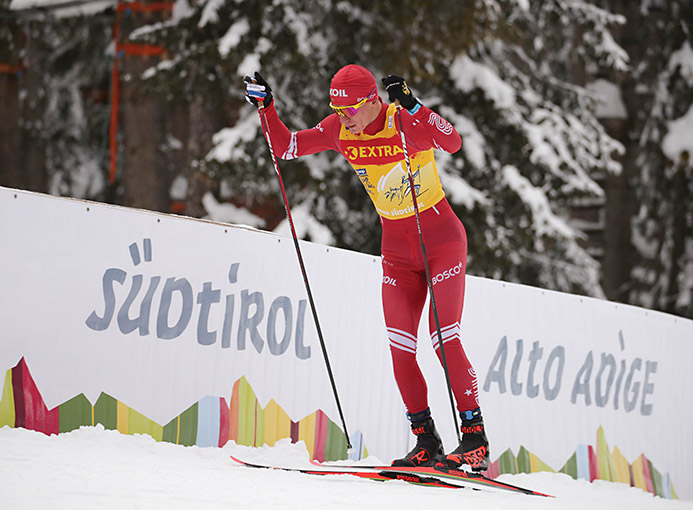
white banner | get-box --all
[422,277,693,494]
[1,186,691,498]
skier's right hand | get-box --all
[244,72,273,108]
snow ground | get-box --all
[1,426,692,510]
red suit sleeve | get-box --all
[261,102,342,160]
[398,104,462,155]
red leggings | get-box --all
[381,198,479,417]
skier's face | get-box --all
[338,99,380,135]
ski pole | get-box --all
[396,106,462,443]
[255,104,352,451]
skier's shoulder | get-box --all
[308,113,343,149]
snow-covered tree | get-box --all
[164,0,624,297]
[3,0,633,300]
[0,2,112,200]
[44,18,112,200]
[629,0,693,318]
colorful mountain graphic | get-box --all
[0,357,677,498]
[0,358,365,461]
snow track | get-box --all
[1,426,691,510]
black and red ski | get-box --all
[229,455,461,488]
[230,455,552,497]
[379,464,552,496]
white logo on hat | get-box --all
[330,88,348,97]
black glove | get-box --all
[381,74,419,110]
[244,71,273,107]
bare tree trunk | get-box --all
[599,1,651,302]
[0,71,22,188]
[20,20,47,193]
[117,7,170,212]
[602,120,635,302]
[184,92,219,218]
[165,102,190,213]
[120,66,169,211]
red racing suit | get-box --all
[261,99,480,416]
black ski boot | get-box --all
[441,408,490,471]
[391,412,444,467]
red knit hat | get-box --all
[329,64,378,106]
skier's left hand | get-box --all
[244,72,273,107]
[381,74,419,110]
